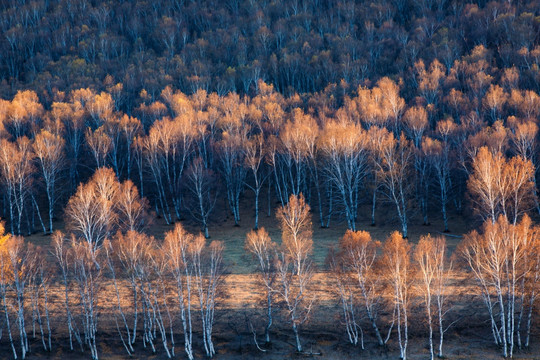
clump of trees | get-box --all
[460,215,540,358]
[49,172,225,360]
[0,223,51,360]
[65,167,150,253]
[0,75,538,244]
[51,224,224,359]
[328,230,385,348]
[245,194,315,353]
[327,229,452,360]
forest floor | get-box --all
[3,281,540,360]
[26,195,475,273]
[11,197,540,359]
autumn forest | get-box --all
[0,0,539,359]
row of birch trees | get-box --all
[245,194,455,360]
[51,226,224,360]
[245,184,540,360]
[0,180,538,359]
[0,167,224,360]
[0,222,225,360]
[0,83,538,241]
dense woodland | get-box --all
[0,0,539,359]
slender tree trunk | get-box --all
[265,290,272,343]
[437,294,444,357]
[427,291,434,360]
[31,194,46,234]
[371,187,377,226]
[292,320,302,352]
[3,291,18,359]
[326,184,333,228]
[254,188,260,229]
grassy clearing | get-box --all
[24,194,473,275]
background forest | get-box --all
[0,0,539,359]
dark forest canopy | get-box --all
[0,0,538,106]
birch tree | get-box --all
[65,167,149,252]
[119,114,142,180]
[404,106,430,225]
[414,235,452,359]
[275,194,315,352]
[245,228,277,344]
[0,232,40,359]
[0,137,35,235]
[330,230,389,346]
[468,147,535,224]
[0,224,18,358]
[277,110,317,199]
[103,239,134,356]
[86,126,112,169]
[65,167,119,253]
[319,119,369,231]
[459,215,538,357]
[371,129,414,237]
[112,231,151,351]
[143,116,195,223]
[191,235,224,357]
[163,224,195,360]
[244,133,269,229]
[216,124,248,226]
[52,232,82,352]
[70,236,102,360]
[115,179,151,232]
[508,118,539,214]
[382,231,412,360]
[5,236,37,359]
[33,129,65,233]
[186,157,216,238]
